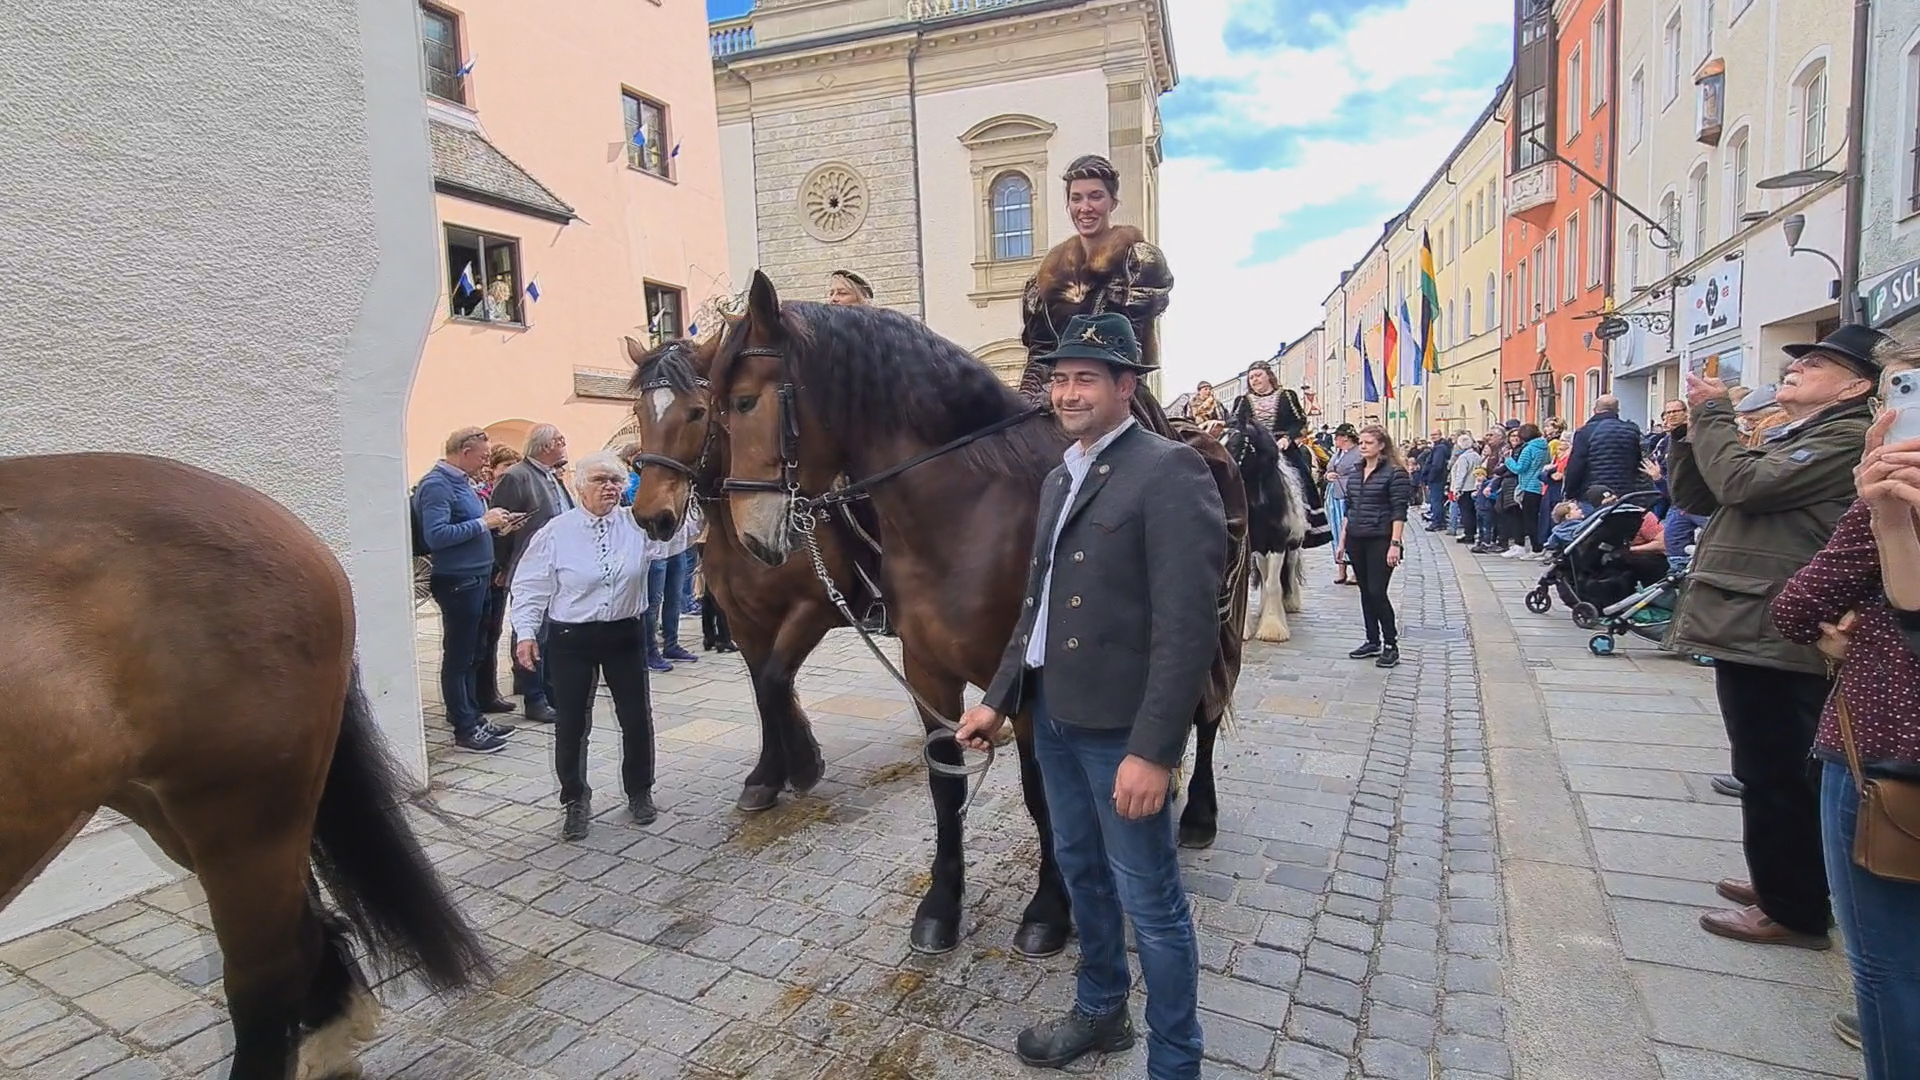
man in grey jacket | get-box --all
[489,423,573,721]
[957,313,1227,1080]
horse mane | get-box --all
[717,301,1061,480]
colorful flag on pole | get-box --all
[1358,325,1379,404]
[1380,303,1397,402]
[1419,230,1441,381]
[455,58,476,78]
[671,142,681,159]
[631,126,647,148]
[526,279,541,302]
[1396,297,1416,392]
[457,262,478,296]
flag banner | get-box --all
[1381,303,1397,402]
[526,279,541,302]
[457,262,478,296]
[1418,230,1440,382]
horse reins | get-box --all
[711,343,1049,816]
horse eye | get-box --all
[688,406,707,422]
[734,396,757,413]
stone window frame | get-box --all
[960,114,1057,306]
[973,337,1029,387]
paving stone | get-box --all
[1272,1036,1354,1080]
[1284,1004,1357,1054]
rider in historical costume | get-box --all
[1019,154,1175,436]
[1233,360,1333,548]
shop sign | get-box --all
[1684,263,1742,344]
[1866,257,1920,330]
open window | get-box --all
[445,226,522,324]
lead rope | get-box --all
[789,501,994,819]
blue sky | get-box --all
[1154,0,1512,392]
[708,0,752,20]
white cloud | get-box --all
[1156,0,1511,395]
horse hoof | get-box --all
[1177,823,1218,849]
[1012,921,1071,960]
[909,915,960,955]
[736,785,780,813]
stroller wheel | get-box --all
[1571,602,1600,630]
[1524,588,1552,614]
[1588,633,1617,656]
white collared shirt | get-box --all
[1025,417,1136,668]
[509,506,666,637]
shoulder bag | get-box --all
[1835,689,1920,883]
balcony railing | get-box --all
[1506,160,1559,217]
[710,16,755,58]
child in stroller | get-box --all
[1523,488,1668,625]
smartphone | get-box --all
[1889,370,1920,443]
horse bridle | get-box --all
[714,347,807,499]
[630,371,722,513]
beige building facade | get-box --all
[712,0,1173,392]
[407,0,732,475]
[1610,0,1853,425]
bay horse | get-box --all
[706,271,1247,958]
[1221,409,1309,642]
[620,334,882,813]
[0,454,491,1080]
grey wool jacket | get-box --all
[983,424,1229,767]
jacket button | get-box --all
[1032,557,1039,567]
[1069,595,1082,607]
[1097,464,1110,475]
[1072,551,1085,562]
[1066,637,1079,649]
[1020,634,1029,644]
[1024,596,1034,607]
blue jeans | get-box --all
[1426,481,1448,528]
[680,547,700,609]
[644,553,689,651]
[1821,760,1920,1079]
[1031,676,1201,1079]
[428,573,489,737]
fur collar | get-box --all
[1034,226,1149,302]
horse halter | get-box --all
[630,370,720,507]
[716,346,806,499]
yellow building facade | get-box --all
[1381,78,1510,441]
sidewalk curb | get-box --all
[1444,540,1664,1080]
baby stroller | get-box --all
[1582,559,1687,656]
[1523,490,1666,629]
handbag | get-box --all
[1835,689,1920,883]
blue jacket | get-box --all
[1419,439,1453,485]
[413,462,494,577]
[1514,438,1551,495]
[1564,410,1646,501]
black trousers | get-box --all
[1455,492,1478,543]
[1502,492,1542,550]
[1348,535,1398,647]
[546,617,656,807]
[475,580,508,706]
[1714,659,1831,935]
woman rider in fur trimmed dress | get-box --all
[1018,154,1178,436]
[1233,361,1334,548]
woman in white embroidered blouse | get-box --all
[510,451,670,840]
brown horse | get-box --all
[706,272,1246,957]
[621,334,886,812]
[0,454,491,1080]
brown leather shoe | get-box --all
[1699,906,1830,949]
[1715,879,1759,907]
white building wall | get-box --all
[0,0,434,938]
[719,119,762,293]
[1861,0,1920,287]
[916,70,1111,350]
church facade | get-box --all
[711,0,1173,392]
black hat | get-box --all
[1782,324,1891,379]
[1333,422,1359,440]
[1039,313,1156,372]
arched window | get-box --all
[1727,128,1751,223]
[1447,300,1456,348]
[1561,375,1578,423]
[989,172,1034,261]
[1658,192,1679,271]
[1585,369,1603,416]
[1486,272,1497,331]
[1464,289,1474,338]
[1689,163,1710,255]
[1795,61,1829,168]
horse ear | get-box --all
[746,270,782,334]
[623,336,648,366]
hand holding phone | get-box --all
[1887,370,1920,444]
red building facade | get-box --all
[1498,0,1618,427]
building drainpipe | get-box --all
[1602,0,1623,393]
[1839,0,1871,322]
[907,39,930,323]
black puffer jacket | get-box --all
[1345,460,1413,538]
[1564,410,1645,500]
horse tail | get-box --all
[310,664,494,991]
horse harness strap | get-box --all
[805,405,1047,514]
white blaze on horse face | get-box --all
[649,388,674,423]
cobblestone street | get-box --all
[0,530,1858,1079]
